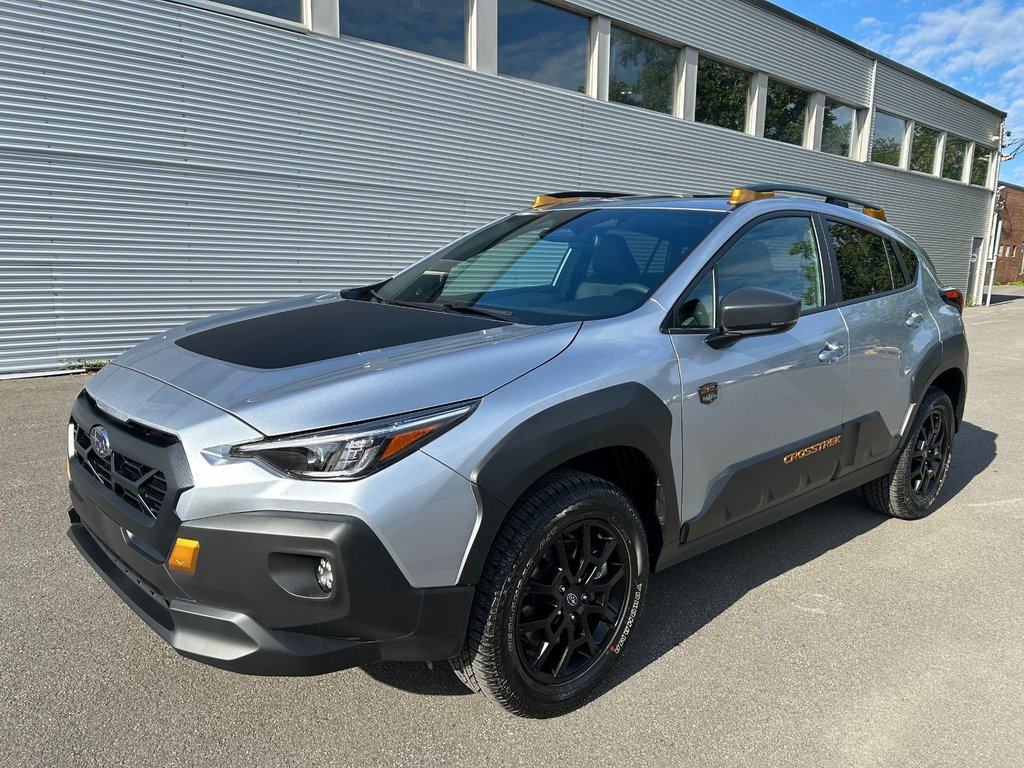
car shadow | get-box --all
[361,420,997,701]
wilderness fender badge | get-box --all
[698,382,718,405]
[783,434,841,464]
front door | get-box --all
[667,214,849,543]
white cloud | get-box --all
[856,0,1024,183]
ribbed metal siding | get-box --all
[874,63,1002,145]
[585,0,872,105]
[0,0,999,374]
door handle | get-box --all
[906,311,924,328]
[818,340,847,364]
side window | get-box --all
[829,222,900,300]
[889,241,908,290]
[716,217,823,310]
[673,270,715,329]
[672,216,821,330]
[896,242,920,283]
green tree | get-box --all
[871,136,902,166]
[695,58,748,132]
[608,28,677,114]
[764,80,808,146]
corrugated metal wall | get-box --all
[0,0,1002,374]
[586,0,874,107]
[874,63,1003,141]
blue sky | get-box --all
[772,0,1023,184]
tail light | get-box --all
[940,287,964,314]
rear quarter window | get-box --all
[896,241,920,282]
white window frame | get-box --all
[164,0,312,32]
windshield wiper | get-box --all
[368,290,444,312]
[439,303,519,322]
[370,291,519,322]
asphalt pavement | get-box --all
[1,288,1022,767]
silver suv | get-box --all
[66,185,968,717]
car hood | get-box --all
[108,292,580,436]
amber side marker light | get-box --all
[168,538,200,574]
[729,188,775,206]
[380,424,440,461]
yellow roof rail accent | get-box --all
[533,194,578,208]
[729,188,776,205]
[729,183,888,222]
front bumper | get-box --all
[67,503,474,675]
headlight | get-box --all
[230,402,475,480]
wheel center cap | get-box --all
[564,591,580,609]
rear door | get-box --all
[825,218,938,442]
[667,213,849,542]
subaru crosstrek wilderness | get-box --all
[66,185,968,717]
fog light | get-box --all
[316,557,334,593]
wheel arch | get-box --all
[459,384,678,584]
[912,334,967,431]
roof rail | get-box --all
[729,183,887,221]
[531,191,633,208]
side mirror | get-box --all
[706,286,800,349]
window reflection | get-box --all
[822,100,854,158]
[871,112,905,166]
[695,58,748,132]
[910,124,940,174]
[943,136,967,181]
[830,222,898,299]
[609,27,677,115]
[498,0,589,93]
[764,80,809,146]
[971,147,993,187]
[341,0,465,62]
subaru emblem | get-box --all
[90,426,112,458]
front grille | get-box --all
[73,422,168,520]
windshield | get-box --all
[374,208,725,324]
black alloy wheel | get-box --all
[515,519,630,684]
[863,386,955,520]
[910,408,950,501]
[450,470,648,717]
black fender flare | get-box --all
[459,383,678,585]
[911,333,968,429]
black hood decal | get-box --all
[175,299,504,369]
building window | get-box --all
[341,0,465,62]
[971,146,993,186]
[498,0,589,93]
[764,79,809,146]
[910,124,940,174]
[943,136,968,181]
[871,112,905,166]
[822,100,855,157]
[695,57,748,132]
[608,27,678,115]
[214,0,302,22]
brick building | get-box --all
[995,182,1024,284]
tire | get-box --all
[863,387,955,520]
[450,470,649,718]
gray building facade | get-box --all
[0,0,1005,375]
